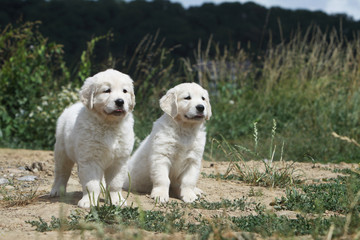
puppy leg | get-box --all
[105,161,127,206]
[77,162,103,208]
[179,161,202,203]
[150,161,171,203]
[50,146,74,197]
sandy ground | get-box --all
[0,148,357,239]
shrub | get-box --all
[0,22,70,148]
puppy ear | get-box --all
[80,77,96,109]
[129,87,136,111]
[160,88,178,118]
[205,90,212,120]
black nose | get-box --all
[196,104,205,112]
[115,98,124,107]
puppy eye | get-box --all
[202,97,205,101]
[184,96,191,100]
[104,89,111,93]
[123,89,128,93]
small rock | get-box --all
[7,168,24,175]
[0,177,9,185]
[4,185,15,190]
[17,175,37,181]
[18,166,26,171]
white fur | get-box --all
[50,69,135,208]
[124,82,211,203]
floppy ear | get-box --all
[80,77,96,109]
[160,88,178,118]
[205,90,212,120]
[129,86,136,111]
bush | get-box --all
[0,22,71,148]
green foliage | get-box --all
[0,22,104,149]
[189,197,248,211]
[0,22,70,148]
[231,213,337,237]
[26,213,81,232]
[198,26,360,163]
[275,171,360,214]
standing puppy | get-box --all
[50,69,135,208]
[124,83,211,203]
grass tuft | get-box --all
[1,186,40,207]
[211,120,302,188]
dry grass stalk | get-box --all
[331,132,360,148]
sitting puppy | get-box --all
[50,69,135,208]
[124,83,211,203]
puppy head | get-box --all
[160,82,212,124]
[80,69,135,121]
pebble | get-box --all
[7,168,24,175]
[4,185,15,190]
[17,175,37,181]
[0,177,9,185]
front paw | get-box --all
[78,197,91,208]
[110,192,127,206]
[194,187,203,197]
[50,187,63,197]
[151,187,169,203]
[181,188,201,203]
[78,194,98,208]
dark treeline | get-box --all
[1,0,360,67]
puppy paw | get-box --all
[151,187,169,203]
[110,192,127,206]
[49,188,60,197]
[194,187,203,196]
[77,195,98,208]
[181,188,199,203]
[50,186,65,197]
[77,198,91,208]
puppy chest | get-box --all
[100,135,131,159]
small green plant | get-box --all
[248,187,263,197]
[26,212,82,232]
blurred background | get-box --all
[0,0,359,163]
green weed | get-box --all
[275,173,360,214]
[230,213,341,238]
[26,212,82,232]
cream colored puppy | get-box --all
[124,83,211,203]
[50,69,135,208]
